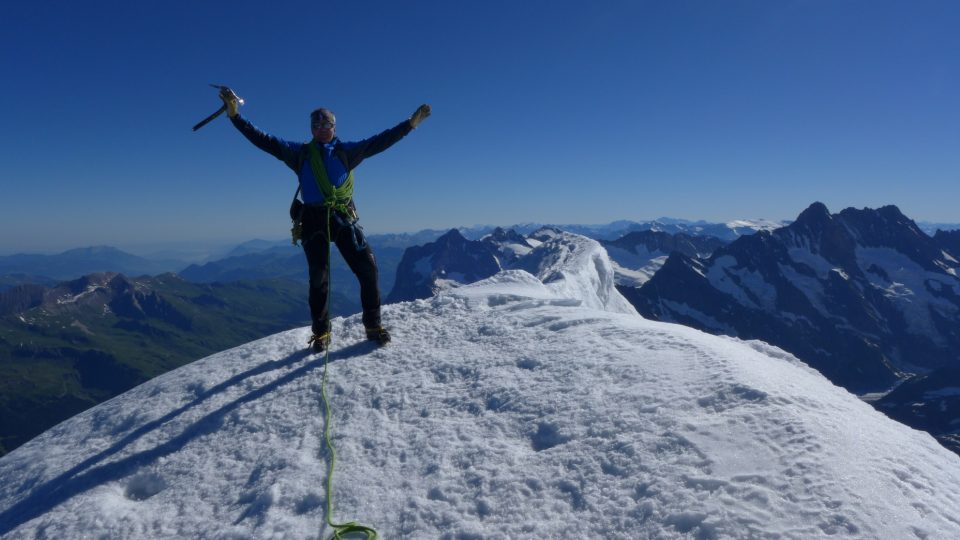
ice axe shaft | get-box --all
[192,104,227,131]
[192,84,243,132]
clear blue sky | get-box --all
[2,0,958,253]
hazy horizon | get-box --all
[1,207,958,259]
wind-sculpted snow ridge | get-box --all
[2,255,960,538]
[512,231,637,315]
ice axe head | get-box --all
[192,84,244,131]
[210,84,244,107]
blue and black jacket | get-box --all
[230,114,413,207]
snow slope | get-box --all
[1,236,959,539]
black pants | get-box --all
[301,206,381,335]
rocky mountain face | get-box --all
[481,227,534,265]
[604,230,725,258]
[872,366,960,456]
[621,202,960,393]
[0,273,316,457]
[386,229,503,303]
[934,229,960,259]
[0,284,46,316]
[600,230,726,287]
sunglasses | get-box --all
[312,121,335,130]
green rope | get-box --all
[305,141,354,217]
[320,205,378,540]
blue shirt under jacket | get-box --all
[297,140,350,204]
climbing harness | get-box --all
[292,141,366,249]
[331,210,368,252]
[317,204,379,540]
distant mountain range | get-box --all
[0,246,182,284]
[386,225,732,303]
[179,246,307,283]
[0,217,790,290]
[918,220,960,236]
[449,218,787,243]
[178,243,406,316]
[601,231,727,287]
[621,202,960,392]
[383,221,772,304]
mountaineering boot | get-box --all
[365,326,391,346]
[308,332,330,353]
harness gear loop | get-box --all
[319,204,379,540]
[290,186,305,246]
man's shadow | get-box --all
[0,340,376,535]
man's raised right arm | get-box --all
[221,89,300,170]
[229,115,300,169]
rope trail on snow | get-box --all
[319,204,378,540]
[321,349,377,539]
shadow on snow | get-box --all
[0,340,377,535]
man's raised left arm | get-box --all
[344,104,432,169]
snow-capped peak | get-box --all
[1,234,959,539]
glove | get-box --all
[409,104,431,129]
[219,87,241,118]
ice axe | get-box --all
[192,84,244,131]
